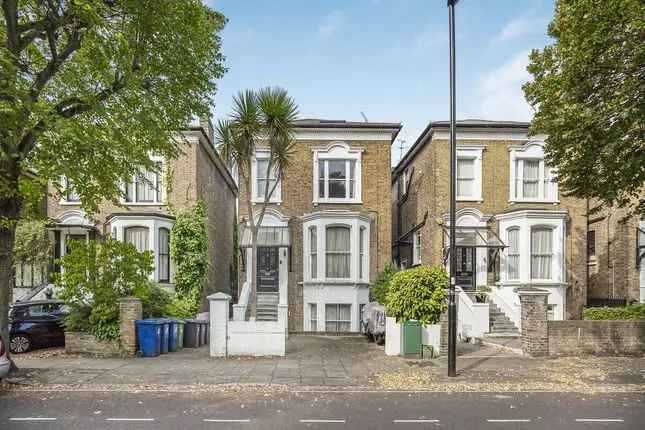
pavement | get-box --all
[1,390,644,429]
[2,335,644,393]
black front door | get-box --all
[455,247,476,290]
[257,247,279,292]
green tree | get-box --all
[215,87,298,319]
[170,199,209,314]
[370,263,399,305]
[523,0,645,215]
[0,1,226,360]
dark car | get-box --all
[9,300,67,353]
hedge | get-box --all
[582,304,645,321]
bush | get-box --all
[55,237,154,341]
[385,266,448,325]
[142,284,173,319]
[370,263,399,305]
[583,304,645,321]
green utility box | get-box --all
[401,320,422,356]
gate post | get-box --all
[516,287,549,357]
[207,292,231,358]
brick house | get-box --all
[30,118,238,307]
[587,205,645,305]
[236,119,401,333]
[392,120,588,337]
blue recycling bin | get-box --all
[168,320,180,352]
[160,319,170,354]
[136,319,162,357]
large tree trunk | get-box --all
[0,165,22,371]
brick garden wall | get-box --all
[547,320,645,356]
[65,332,121,356]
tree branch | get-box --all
[2,0,20,54]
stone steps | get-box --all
[488,301,519,336]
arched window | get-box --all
[531,227,553,280]
[507,228,520,280]
[326,226,351,278]
[124,226,149,253]
[158,228,170,282]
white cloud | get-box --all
[469,50,534,121]
[493,15,549,43]
[319,10,345,39]
[414,28,448,49]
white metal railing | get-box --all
[233,281,251,321]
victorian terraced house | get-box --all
[236,119,401,333]
[14,118,238,306]
[392,120,588,338]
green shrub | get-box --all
[170,200,209,314]
[55,237,154,341]
[385,266,448,325]
[370,263,399,305]
[583,304,645,321]
[142,284,173,318]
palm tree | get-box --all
[216,87,298,319]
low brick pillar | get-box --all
[516,287,549,357]
[119,297,142,356]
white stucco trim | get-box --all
[108,214,175,283]
[312,142,363,205]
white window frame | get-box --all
[309,226,318,279]
[506,227,520,281]
[509,141,558,203]
[530,226,554,281]
[456,147,483,201]
[302,212,370,283]
[412,230,422,265]
[312,142,362,204]
[251,151,282,203]
[60,176,81,204]
[122,155,166,205]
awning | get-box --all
[442,225,506,249]
[239,225,291,248]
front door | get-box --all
[257,247,279,292]
[455,246,476,290]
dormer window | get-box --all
[313,142,362,204]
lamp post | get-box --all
[447,0,459,378]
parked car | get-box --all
[9,300,67,353]
[361,302,386,345]
[0,336,10,379]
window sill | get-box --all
[508,199,560,204]
[313,199,362,205]
[59,201,82,206]
[456,197,483,202]
[303,279,369,286]
[120,202,167,206]
[252,199,282,205]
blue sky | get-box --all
[207,0,555,164]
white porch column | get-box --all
[207,292,230,358]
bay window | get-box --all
[125,226,149,253]
[359,227,366,279]
[531,227,553,280]
[309,226,317,278]
[325,304,351,332]
[326,226,351,278]
[158,227,170,282]
[506,227,520,280]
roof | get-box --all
[392,120,530,179]
[294,118,402,130]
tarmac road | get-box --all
[1,389,643,429]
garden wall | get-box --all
[548,320,645,356]
[65,332,121,356]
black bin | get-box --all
[184,319,201,348]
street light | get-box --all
[447,0,459,378]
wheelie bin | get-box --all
[136,319,162,357]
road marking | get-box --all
[105,418,155,422]
[204,419,251,423]
[575,419,624,423]
[10,418,57,421]
[299,419,347,423]
[487,419,532,423]
[394,419,440,423]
